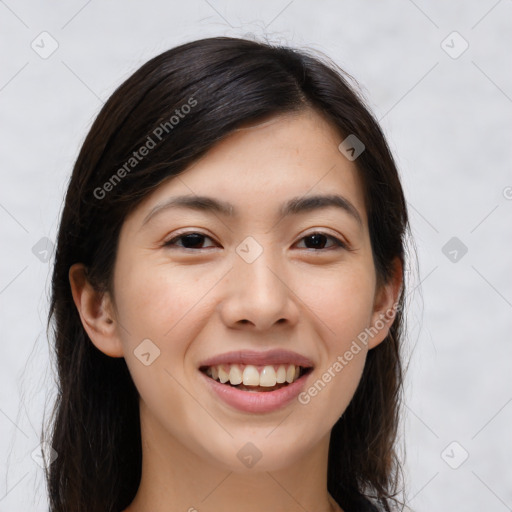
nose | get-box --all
[218,245,300,331]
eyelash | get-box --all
[163,231,348,252]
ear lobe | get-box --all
[367,257,403,350]
[68,263,124,358]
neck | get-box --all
[124,401,341,512]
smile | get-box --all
[198,349,314,413]
[200,364,312,391]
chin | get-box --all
[201,430,322,474]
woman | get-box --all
[44,36,411,511]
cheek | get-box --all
[113,258,224,393]
[114,258,212,340]
[293,262,374,414]
[295,260,376,344]
[115,261,213,432]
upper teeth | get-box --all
[205,364,302,387]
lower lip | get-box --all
[199,370,311,413]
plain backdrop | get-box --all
[1,1,511,511]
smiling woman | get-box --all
[44,36,412,512]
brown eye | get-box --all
[295,232,346,250]
[164,232,217,250]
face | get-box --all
[95,109,398,472]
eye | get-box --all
[163,231,218,250]
[163,231,347,251]
[294,232,347,251]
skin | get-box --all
[69,108,402,512]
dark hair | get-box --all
[44,36,410,512]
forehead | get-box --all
[129,109,367,228]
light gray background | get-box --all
[1,1,511,511]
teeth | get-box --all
[259,366,277,387]
[218,366,229,383]
[242,365,260,385]
[205,363,305,387]
[229,364,243,385]
[286,365,295,383]
[276,365,287,383]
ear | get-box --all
[367,257,403,350]
[68,263,124,358]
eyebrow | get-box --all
[142,193,363,227]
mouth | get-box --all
[198,349,315,412]
[199,363,313,392]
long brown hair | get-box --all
[44,36,411,511]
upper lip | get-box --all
[199,349,314,368]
